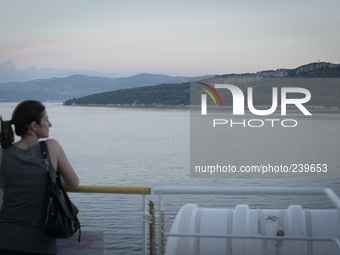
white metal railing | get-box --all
[2,186,340,254]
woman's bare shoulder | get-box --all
[46,138,60,146]
[45,139,62,152]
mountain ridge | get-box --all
[64,62,340,108]
[0,60,128,83]
[1,62,339,105]
[0,72,208,101]
[211,62,340,81]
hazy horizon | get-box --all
[1,0,339,77]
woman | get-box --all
[0,100,79,255]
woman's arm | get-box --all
[0,148,2,188]
[46,139,79,190]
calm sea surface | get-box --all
[1,102,340,254]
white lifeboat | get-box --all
[166,203,340,255]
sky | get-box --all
[1,0,339,77]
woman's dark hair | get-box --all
[0,100,45,148]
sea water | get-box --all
[1,102,340,254]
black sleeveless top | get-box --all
[0,143,56,254]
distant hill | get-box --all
[64,62,340,109]
[0,73,206,101]
[210,62,340,81]
[0,60,127,83]
[64,82,190,106]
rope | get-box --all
[149,201,157,255]
[161,211,165,255]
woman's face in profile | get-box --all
[35,110,52,138]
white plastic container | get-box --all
[166,204,340,255]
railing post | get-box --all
[142,194,147,255]
[149,201,156,255]
[158,193,163,255]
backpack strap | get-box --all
[39,141,49,170]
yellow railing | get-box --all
[70,185,151,195]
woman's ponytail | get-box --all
[0,116,14,149]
